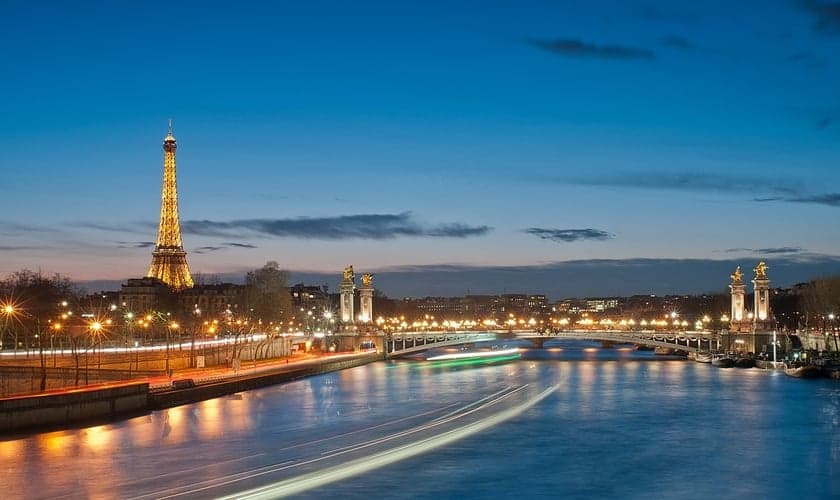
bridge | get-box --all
[385,329,719,357]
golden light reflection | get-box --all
[38,431,73,457]
[162,407,189,444]
[577,362,596,417]
[83,424,112,453]
[0,439,23,461]
[197,398,223,439]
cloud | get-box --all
[529,38,655,60]
[723,247,804,255]
[116,241,155,249]
[559,171,800,196]
[786,193,840,207]
[192,242,257,254]
[72,213,490,240]
[660,35,693,49]
[181,213,491,240]
[753,193,840,207]
[0,245,39,251]
[0,222,57,234]
[525,228,614,243]
[556,171,840,209]
[798,1,840,33]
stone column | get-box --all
[340,266,355,326]
[752,261,771,329]
[359,273,374,324]
[729,266,746,323]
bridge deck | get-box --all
[386,330,717,356]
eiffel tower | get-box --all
[147,120,194,290]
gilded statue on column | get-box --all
[754,261,768,279]
[730,266,743,284]
[361,273,374,287]
[343,265,354,282]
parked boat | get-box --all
[815,359,840,380]
[712,354,735,368]
[734,357,756,369]
[783,363,821,379]
[695,353,713,363]
[755,359,783,370]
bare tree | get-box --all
[801,276,840,351]
[0,270,81,390]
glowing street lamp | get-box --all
[1,303,20,352]
[166,321,179,375]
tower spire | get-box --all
[147,120,194,290]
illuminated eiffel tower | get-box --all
[147,120,194,290]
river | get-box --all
[3,341,839,499]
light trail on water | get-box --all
[133,383,557,499]
[217,384,559,500]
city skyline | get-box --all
[3,1,840,298]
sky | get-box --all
[2,1,840,299]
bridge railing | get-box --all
[386,329,719,356]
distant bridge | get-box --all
[385,329,719,357]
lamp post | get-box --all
[1,303,14,352]
[191,307,200,368]
[719,314,729,352]
[51,322,61,368]
[84,321,102,384]
[323,310,334,352]
[90,321,102,370]
[166,322,179,376]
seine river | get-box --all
[3,341,840,499]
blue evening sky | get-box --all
[2,1,839,297]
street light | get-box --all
[166,321,179,376]
[83,320,103,384]
[51,322,61,368]
[90,321,103,369]
[1,303,14,351]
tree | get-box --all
[239,261,293,327]
[0,270,82,390]
[801,276,840,351]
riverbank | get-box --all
[0,352,381,436]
